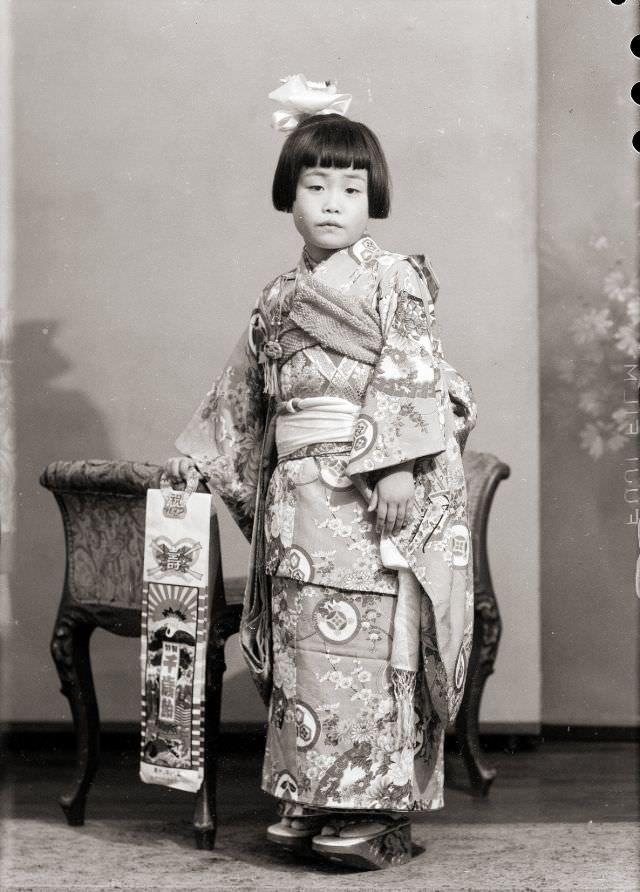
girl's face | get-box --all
[292,166,369,262]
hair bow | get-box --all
[268,74,352,132]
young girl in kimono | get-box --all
[165,76,476,871]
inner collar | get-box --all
[298,235,380,275]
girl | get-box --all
[166,76,477,871]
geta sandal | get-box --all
[311,814,412,870]
[266,804,333,852]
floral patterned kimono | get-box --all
[176,236,477,813]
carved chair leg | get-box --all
[455,590,502,798]
[50,603,100,825]
[193,637,227,850]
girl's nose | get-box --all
[322,191,341,212]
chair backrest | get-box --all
[40,460,224,612]
[461,449,511,591]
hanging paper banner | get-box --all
[140,481,211,794]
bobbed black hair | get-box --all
[272,114,391,218]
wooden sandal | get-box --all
[267,804,333,852]
[311,815,412,870]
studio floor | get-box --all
[1,737,638,891]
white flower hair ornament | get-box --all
[269,74,352,132]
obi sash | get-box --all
[275,396,360,459]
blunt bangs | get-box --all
[272,114,391,218]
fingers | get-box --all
[164,457,195,485]
[384,504,397,534]
[402,499,414,532]
[178,459,196,483]
[375,499,413,536]
[163,458,179,480]
[368,485,414,536]
[393,504,406,536]
[376,500,397,535]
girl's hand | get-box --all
[164,456,197,486]
[368,461,415,536]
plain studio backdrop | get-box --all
[3,0,638,735]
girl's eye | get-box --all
[307,184,323,191]
[346,188,361,195]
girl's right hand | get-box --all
[368,465,415,536]
[163,456,197,485]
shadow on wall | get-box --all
[15,317,115,479]
[11,319,114,719]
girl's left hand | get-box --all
[368,462,415,536]
[164,456,197,485]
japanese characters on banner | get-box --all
[139,486,212,793]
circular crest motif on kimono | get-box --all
[351,236,380,265]
[295,702,321,751]
[449,523,470,567]
[350,415,377,460]
[248,308,269,359]
[319,457,353,490]
[281,546,314,583]
[313,597,361,644]
[454,647,467,692]
[274,770,298,800]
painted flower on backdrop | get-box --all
[560,242,639,460]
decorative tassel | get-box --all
[391,667,417,747]
[263,359,279,397]
[262,340,283,397]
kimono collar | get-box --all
[298,238,441,308]
[296,236,384,279]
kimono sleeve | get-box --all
[441,360,477,453]
[346,258,447,480]
[174,308,269,542]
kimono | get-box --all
[176,236,477,812]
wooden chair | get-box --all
[456,450,510,794]
[40,450,508,848]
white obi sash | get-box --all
[275,396,360,459]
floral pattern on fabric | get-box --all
[175,331,269,542]
[262,578,445,811]
[264,444,399,595]
[175,236,478,811]
[346,264,446,478]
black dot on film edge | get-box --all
[611,0,626,6]
[631,36,640,58]
[632,84,640,105]
[633,132,640,153]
